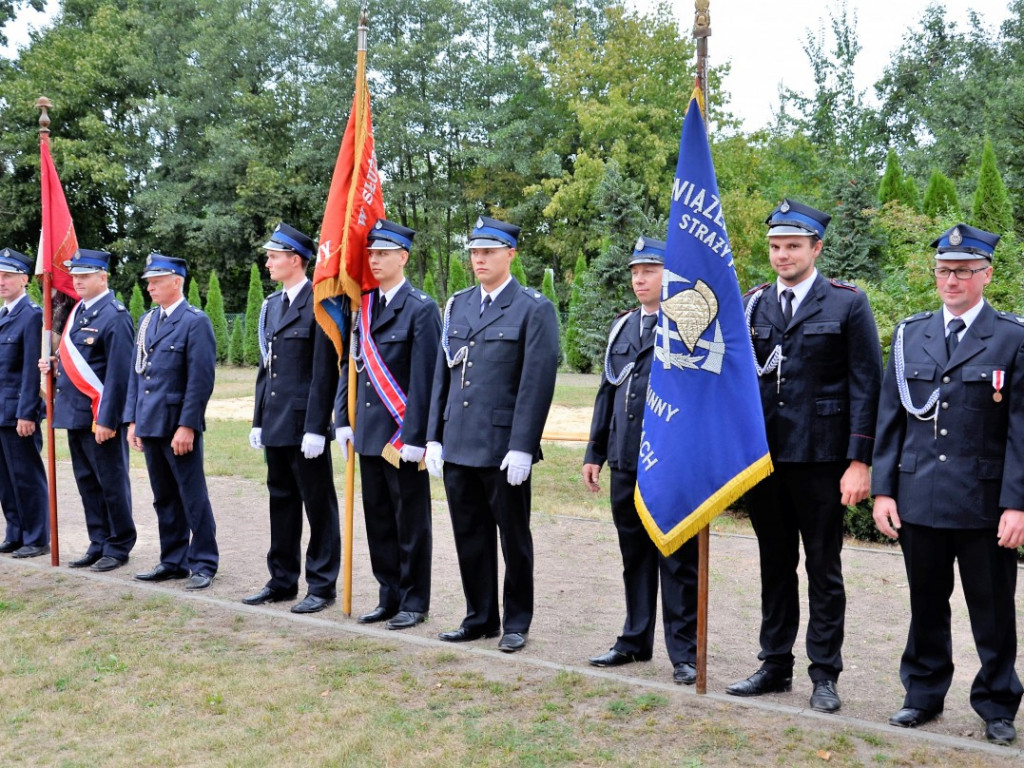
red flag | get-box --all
[312,43,385,356]
[39,135,80,301]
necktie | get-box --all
[641,314,657,345]
[480,294,492,317]
[780,289,795,325]
[282,294,290,313]
[0,306,8,320]
[379,293,387,310]
[946,317,966,359]
[154,309,166,334]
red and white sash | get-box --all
[359,291,408,464]
[57,302,104,423]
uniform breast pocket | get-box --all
[483,326,520,361]
[962,365,1003,411]
[902,362,937,401]
[279,327,311,356]
[803,321,844,361]
[751,325,774,357]
[378,329,409,346]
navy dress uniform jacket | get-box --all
[337,282,440,453]
[252,282,340,598]
[254,282,338,445]
[746,274,881,464]
[585,308,698,663]
[426,279,560,466]
[873,303,1024,524]
[54,293,135,431]
[53,292,136,560]
[124,304,216,439]
[0,297,48,548]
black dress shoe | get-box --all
[588,648,649,667]
[0,540,21,553]
[673,662,697,685]
[386,611,426,630]
[985,718,1016,745]
[68,552,101,568]
[12,544,49,559]
[241,586,298,605]
[357,606,396,624]
[291,594,334,614]
[809,680,841,712]
[438,627,500,643]
[888,706,941,728]
[185,573,214,590]
[726,668,793,697]
[498,632,528,653]
[135,564,190,582]
[90,556,127,572]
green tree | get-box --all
[511,255,528,286]
[878,150,905,206]
[820,164,883,280]
[541,267,562,362]
[422,269,440,304]
[447,256,470,295]
[206,271,229,362]
[901,175,921,212]
[227,315,245,366]
[128,282,146,325]
[972,138,1014,235]
[187,276,202,309]
[922,170,960,217]
[565,253,589,372]
[27,278,42,304]
[243,263,265,366]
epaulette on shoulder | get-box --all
[112,300,127,312]
[830,278,859,292]
[743,282,770,297]
[614,307,638,320]
[522,286,544,301]
[900,310,933,325]
[26,300,42,312]
[452,286,476,298]
[406,290,431,304]
[188,304,202,314]
[996,310,1024,326]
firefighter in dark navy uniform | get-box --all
[244,223,340,614]
[873,224,1024,746]
[582,236,699,685]
[0,247,48,558]
[425,216,560,653]
[727,200,882,714]
[40,248,136,571]
[335,219,440,630]
[126,254,219,590]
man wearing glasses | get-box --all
[872,223,1024,746]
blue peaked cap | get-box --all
[765,199,831,239]
[0,247,32,274]
[141,253,187,278]
[65,248,111,274]
[262,222,315,261]
[629,236,666,266]
[468,216,520,249]
[368,219,415,251]
[931,223,1000,262]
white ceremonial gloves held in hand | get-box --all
[301,433,326,460]
[501,450,533,486]
[400,444,426,464]
[248,427,263,450]
[425,442,444,478]
[336,426,354,455]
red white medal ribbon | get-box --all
[993,369,1005,402]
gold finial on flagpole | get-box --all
[694,0,711,37]
[36,96,52,135]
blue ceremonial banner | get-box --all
[635,87,773,556]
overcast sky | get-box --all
[4,1,1016,132]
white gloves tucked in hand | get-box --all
[301,433,326,459]
[425,442,444,477]
[400,444,426,464]
[248,427,263,450]
[336,426,354,455]
[500,450,533,486]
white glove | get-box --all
[248,427,263,450]
[425,442,444,478]
[400,444,426,464]
[336,426,354,454]
[301,433,326,459]
[500,450,533,486]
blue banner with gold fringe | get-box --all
[635,87,772,556]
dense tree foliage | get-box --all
[2,0,1024,373]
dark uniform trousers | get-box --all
[337,282,439,614]
[0,298,47,548]
[586,308,698,663]
[873,303,1024,721]
[54,292,136,559]
[126,304,218,576]
[427,279,560,636]
[745,274,881,683]
[255,283,340,599]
